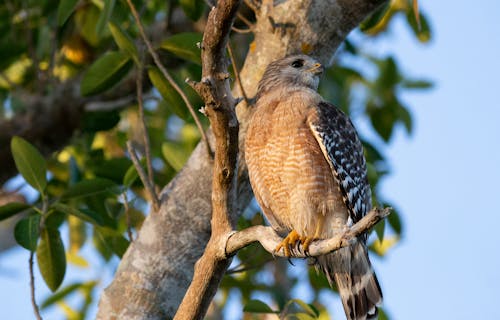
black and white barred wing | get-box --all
[308,101,372,225]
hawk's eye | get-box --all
[291,59,304,68]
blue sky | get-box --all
[2,1,500,319]
[371,1,500,319]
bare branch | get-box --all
[125,0,212,158]
[135,49,156,202]
[227,43,250,105]
[29,252,43,320]
[174,1,242,319]
[126,142,160,211]
[226,207,391,258]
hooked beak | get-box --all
[308,62,324,75]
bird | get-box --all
[245,54,382,320]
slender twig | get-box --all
[122,192,134,242]
[227,43,249,105]
[226,207,391,258]
[29,252,43,320]
[236,12,254,28]
[135,47,155,194]
[231,26,253,33]
[126,141,160,211]
[125,0,212,158]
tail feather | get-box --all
[316,240,382,320]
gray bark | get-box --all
[96,0,387,319]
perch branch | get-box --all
[226,207,391,258]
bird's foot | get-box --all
[275,230,301,257]
[275,230,317,257]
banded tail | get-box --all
[316,239,382,320]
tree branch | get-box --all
[226,207,391,258]
[174,1,242,319]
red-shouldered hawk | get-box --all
[245,55,382,320]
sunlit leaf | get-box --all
[0,202,30,221]
[243,299,276,313]
[162,142,189,171]
[160,32,202,65]
[11,136,47,194]
[61,178,120,200]
[57,0,79,26]
[370,236,399,256]
[81,51,133,96]
[108,22,139,63]
[14,214,41,251]
[37,227,66,292]
[359,3,392,34]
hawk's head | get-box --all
[256,55,324,100]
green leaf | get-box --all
[397,104,413,135]
[0,202,30,221]
[108,22,139,63]
[401,79,433,89]
[41,282,96,309]
[123,164,139,187]
[292,314,316,320]
[52,203,105,226]
[57,0,79,26]
[368,103,397,142]
[387,206,402,235]
[162,142,189,171]
[287,299,320,317]
[37,227,66,292]
[0,42,26,70]
[96,0,116,36]
[95,229,129,258]
[82,109,121,133]
[61,178,120,200]
[148,67,187,119]
[11,136,47,194]
[81,51,133,96]
[160,32,202,65]
[179,0,206,21]
[406,10,431,43]
[243,299,276,313]
[374,217,385,241]
[14,215,41,251]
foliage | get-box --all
[0,0,431,319]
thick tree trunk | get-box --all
[96,1,386,319]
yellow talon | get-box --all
[275,230,301,257]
